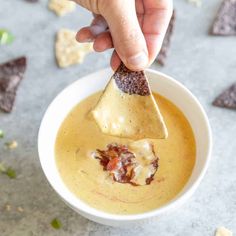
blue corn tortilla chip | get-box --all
[211,0,236,36]
[114,63,150,96]
[156,10,176,66]
[0,57,27,113]
[213,83,236,109]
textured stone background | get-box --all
[0,0,236,235]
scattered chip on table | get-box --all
[0,57,27,113]
[5,140,18,149]
[215,227,233,236]
[211,0,236,36]
[213,83,236,109]
[55,29,93,68]
[156,10,176,66]
[48,0,76,16]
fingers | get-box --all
[76,27,94,42]
[142,0,173,65]
[110,50,121,71]
[102,0,148,71]
[75,0,173,71]
[93,31,113,52]
[76,15,108,43]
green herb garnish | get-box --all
[0,129,4,138]
[0,164,16,179]
[5,167,16,179]
[0,29,14,45]
[51,218,62,229]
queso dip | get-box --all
[55,92,196,214]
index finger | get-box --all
[142,0,173,64]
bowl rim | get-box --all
[38,68,212,222]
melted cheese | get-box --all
[55,92,196,214]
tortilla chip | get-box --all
[215,227,233,236]
[211,0,236,36]
[92,63,168,139]
[213,83,236,109]
[114,64,150,96]
[48,0,76,16]
[55,29,93,68]
[156,10,176,66]
[0,57,26,113]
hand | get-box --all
[74,0,173,71]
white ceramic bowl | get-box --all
[38,68,212,227]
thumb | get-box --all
[101,0,148,71]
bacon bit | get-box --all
[107,157,119,171]
[95,143,159,186]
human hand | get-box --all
[74,0,173,71]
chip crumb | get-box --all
[48,0,76,16]
[5,204,11,211]
[215,227,233,236]
[17,206,24,212]
[187,0,202,7]
[55,29,93,68]
[5,140,18,149]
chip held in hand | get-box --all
[92,63,168,139]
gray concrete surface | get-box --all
[0,0,236,235]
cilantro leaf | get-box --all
[0,129,4,138]
[51,218,62,229]
[5,167,16,179]
[0,29,14,45]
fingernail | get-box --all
[90,25,105,36]
[127,51,148,69]
[79,38,94,43]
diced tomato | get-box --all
[107,157,119,171]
